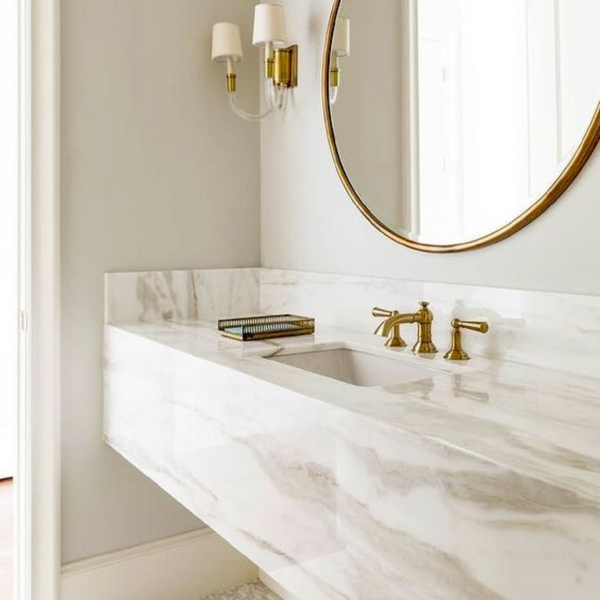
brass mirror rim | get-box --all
[322,0,600,254]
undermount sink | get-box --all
[267,347,446,387]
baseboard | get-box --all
[61,528,258,600]
[259,570,298,600]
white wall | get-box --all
[61,0,261,563]
[261,0,600,296]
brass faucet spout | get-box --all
[372,302,437,354]
[375,313,417,337]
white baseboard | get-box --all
[259,571,298,600]
[61,528,258,600]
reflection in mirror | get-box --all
[329,17,350,105]
[328,0,600,248]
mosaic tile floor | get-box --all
[199,581,282,600]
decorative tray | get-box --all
[218,314,315,342]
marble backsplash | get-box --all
[106,268,600,378]
[105,268,260,323]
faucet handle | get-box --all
[372,307,397,318]
[453,319,489,334]
[444,319,489,361]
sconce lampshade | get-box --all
[212,22,244,62]
[333,17,350,57]
[252,4,288,48]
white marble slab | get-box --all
[105,268,600,378]
[105,320,600,600]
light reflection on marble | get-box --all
[105,318,600,600]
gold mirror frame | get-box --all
[322,0,600,253]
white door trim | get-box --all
[16,0,61,599]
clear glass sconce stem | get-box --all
[226,76,288,121]
[329,53,341,105]
[329,85,339,105]
[228,91,274,121]
[267,80,287,110]
[218,40,295,121]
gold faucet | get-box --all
[372,302,438,354]
[372,308,406,347]
[444,319,489,361]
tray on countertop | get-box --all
[218,314,315,342]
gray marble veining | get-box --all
[105,268,260,324]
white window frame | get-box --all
[16,0,61,599]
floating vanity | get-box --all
[104,268,600,600]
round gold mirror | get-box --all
[323,0,600,253]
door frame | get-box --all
[16,0,61,599]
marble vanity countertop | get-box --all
[104,268,600,599]
[108,319,600,506]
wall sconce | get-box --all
[212,4,298,122]
[329,17,350,105]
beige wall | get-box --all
[61,0,261,562]
[261,0,600,295]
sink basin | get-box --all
[267,347,445,387]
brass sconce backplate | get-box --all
[274,45,298,88]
